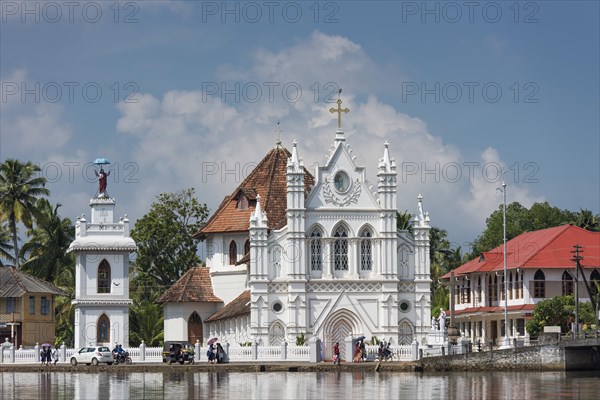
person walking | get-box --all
[51,346,58,365]
[333,342,341,365]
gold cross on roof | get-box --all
[329,96,350,129]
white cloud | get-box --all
[112,31,544,247]
[1,70,73,159]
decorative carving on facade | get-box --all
[323,177,361,207]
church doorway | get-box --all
[97,314,110,345]
[188,312,203,345]
[398,319,414,345]
[322,309,360,361]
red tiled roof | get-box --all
[453,304,535,316]
[205,290,250,322]
[443,225,600,279]
[195,145,315,237]
[155,267,223,303]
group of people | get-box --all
[377,339,393,361]
[112,344,126,359]
[39,345,58,365]
[352,339,367,363]
[206,342,225,364]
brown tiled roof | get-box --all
[205,290,250,322]
[0,266,67,297]
[155,267,223,304]
[235,252,250,266]
[196,145,315,237]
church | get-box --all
[160,98,433,356]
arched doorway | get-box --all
[188,312,203,345]
[398,319,414,345]
[322,309,361,361]
[269,321,286,346]
[97,314,110,344]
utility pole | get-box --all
[571,244,584,337]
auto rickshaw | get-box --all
[163,341,195,365]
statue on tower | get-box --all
[93,158,111,197]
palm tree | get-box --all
[20,198,74,282]
[396,210,413,232]
[0,222,15,266]
[53,261,75,346]
[575,209,599,232]
[0,159,49,269]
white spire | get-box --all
[417,194,425,224]
[251,193,267,226]
[291,140,299,164]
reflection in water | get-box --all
[1,370,599,399]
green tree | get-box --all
[131,188,209,290]
[0,159,49,269]
[526,295,596,337]
[396,210,413,232]
[53,263,75,346]
[469,201,581,258]
[129,284,164,346]
[574,209,599,232]
[0,222,15,266]
[20,199,74,282]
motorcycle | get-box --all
[113,351,132,365]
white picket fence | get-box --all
[0,343,311,364]
[1,342,415,364]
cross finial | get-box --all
[329,89,349,129]
[275,121,282,146]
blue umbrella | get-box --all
[93,158,111,165]
[355,336,366,341]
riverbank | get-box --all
[0,361,420,373]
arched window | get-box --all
[518,270,524,299]
[97,314,110,343]
[229,240,237,265]
[98,259,111,294]
[244,239,250,256]
[188,312,203,345]
[534,270,545,298]
[562,270,574,296]
[333,225,348,271]
[359,228,372,271]
[309,228,323,271]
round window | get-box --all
[399,300,411,313]
[272,301,283,313]
[333,171,350,193]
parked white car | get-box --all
[70,346,113,366]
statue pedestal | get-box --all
[424,330,446,346]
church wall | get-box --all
[206,232,250,304]
[74,306,129,349]
[163,302,218,343]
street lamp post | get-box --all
[498,181,510,348]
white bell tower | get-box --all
[67,160,137,349]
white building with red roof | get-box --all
[187,103,434,356]
[442,224,600,345]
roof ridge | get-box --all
[198,146,290,235]
[262,145,284,213]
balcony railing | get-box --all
[0,313,21,323]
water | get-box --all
[1,370,599,400]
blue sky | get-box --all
[1,1,599,252]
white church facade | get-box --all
[162,101,433,356]
[68,167,137,349]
